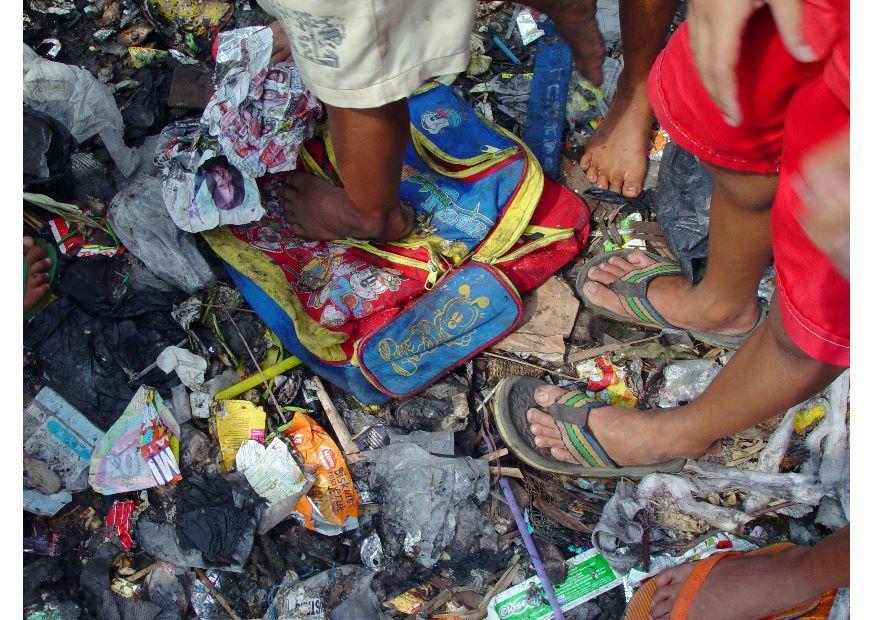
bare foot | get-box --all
[580,77,653,197]
[581,251,760,335]
[538,0,606,85]
[269,21,293,64]
[24,237,52,313]
[281,172,413,241]
[524,384,709,466]
[650,547,822,620]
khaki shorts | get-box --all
[257,0,477,108]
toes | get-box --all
[582,280,627,316]
[32,258,52,274]
[527,409,561,439]
[608,174,624,194]
[622,181,641,197]
[596,171,610,190]
[587,167,600,184]
[586,265,621,285]
[533,435,565,450]
[25,244,47,265]
[650,582,682,620]
[579,152,592,171]
[550,446,575,462]
[655,562,695,587]
[606,256,636,271]
[627,251,656,266]
[23,236,34,249]
[533,385,568,407]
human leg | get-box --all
[580,163,773,336]
[526,301,844,466]
[282,100,413,241]
[518,0,606,85]
[647,527,848,619]
[581,0,678,197]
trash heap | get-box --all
[24,2,849,619]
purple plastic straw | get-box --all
[499,477,565,619]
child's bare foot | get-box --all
[580,77,653,197]
[24,237,52,313]
[533,0,606,85]
[281,172,413,241]
[581,251,760,335]
[524,384,710,466]
[269,21,293,64]
[649,547,821,620]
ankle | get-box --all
[657,406,716,460]
[688,286,759,327]
[345,202,410,241]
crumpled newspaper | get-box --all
[205,26,321,178]
[156,26,321,233]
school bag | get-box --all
[204,83,591,404]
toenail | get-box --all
[530,424,538,435]
[584,282,599,294]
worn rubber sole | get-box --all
[575,248,766,350]
[493,376,686,479]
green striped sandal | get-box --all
[493,376,685,478]
[575,249,766,350]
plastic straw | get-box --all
[499,477,565,619]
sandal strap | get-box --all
[608,261,682,328]
[544,392,615,468]
[671,551,742,619]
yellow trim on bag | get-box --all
[472,127,544,262]
[201,227,349,362]
[335,239,444,289]
[410,124,518,175]
[323,130,342,183]
[299,147,333,184]
[492,226,575,264]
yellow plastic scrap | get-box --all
[212,400,267,471]
[129,46,168,68]
[793,404,826,435]
[146,0,233,36]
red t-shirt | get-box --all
[803,0,850,108]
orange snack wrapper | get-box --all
[281,411,359,535]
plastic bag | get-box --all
[658,360,721,407]
[108,172,215,293]
[23,107,75,185]
[366,442,491,568]
[653,142,713,282]
[23,46,140,176]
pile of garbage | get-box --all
[23,1,849,619]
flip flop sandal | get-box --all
[575,248,766,350]
[493,376,686,478]
[24,238,58,323]
[624,543,838,620]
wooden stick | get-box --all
[195,568,241,620]
[127,561,160,583]
[490,466,523,479]
[311,376,359,456]
[482,351,580,382]
[567,334,661,363]
[477,559,521,616]
[480,448,509,462]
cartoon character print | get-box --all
[420,108,462,135]
[401,165,493,241]
[377,284,489,376]
[303,258,404,328]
